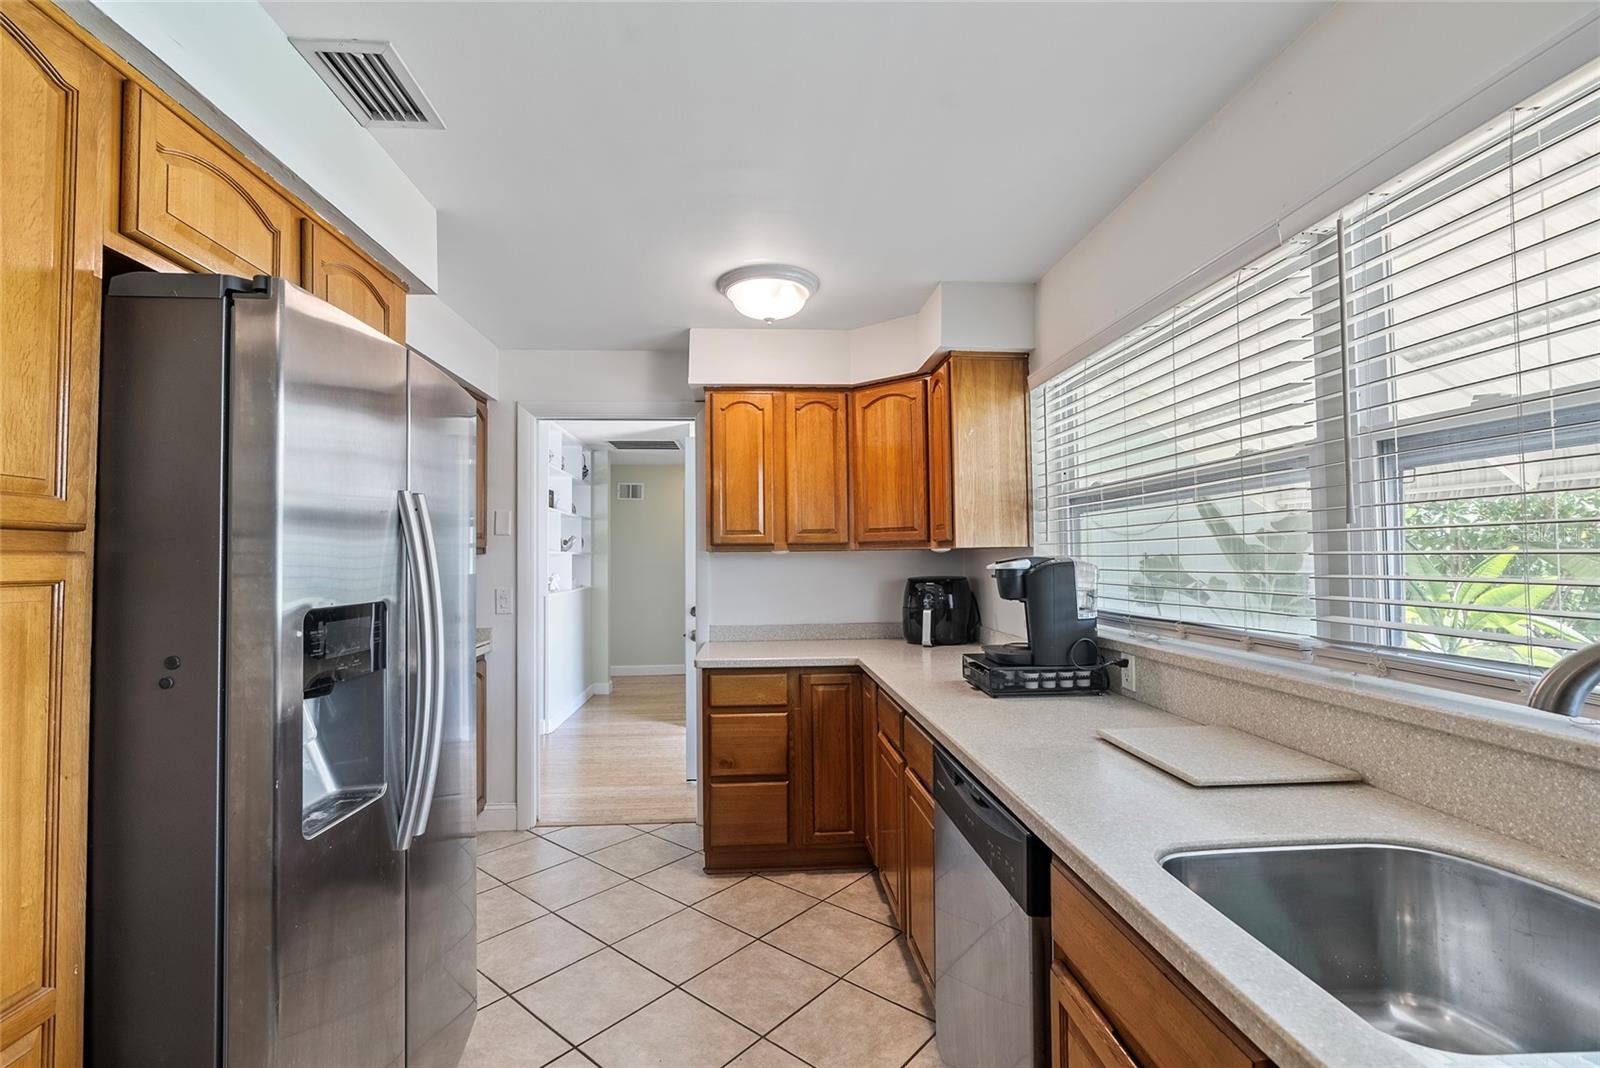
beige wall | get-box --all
[609,464,686,670]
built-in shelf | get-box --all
[543,423,594,596]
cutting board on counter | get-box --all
[1097,725,1362,786]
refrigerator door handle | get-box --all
[412,491,448,836]
[396,490,435,850]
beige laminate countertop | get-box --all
[696,639,1600,1068]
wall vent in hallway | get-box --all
[607,440,680,451]
[292,39,444,129]
[616,483,644,500]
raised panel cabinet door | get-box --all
[949,354,1030,549]
[904,771,936,984]
[784,391,849,546]
[1,3,115,531]
[121,84,301,281]
[708,390,783,548]
[861,675,878,862]
[0,548,90,1068]
[873,730,905,922]
[301,220,408,342]
[926,362,954,545]
[798,672,863,846]
[850,379,929,544]
[1051,963,1139,1068]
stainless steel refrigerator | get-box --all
[89,274,477,1067]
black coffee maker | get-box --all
[964,556,1120,697]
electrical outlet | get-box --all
[494,587,513,615]
[1120,655,1136,693]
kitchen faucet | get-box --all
[1528,641,1600,720]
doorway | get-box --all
[529,418,697,825]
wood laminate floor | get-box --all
[538,675,698,825]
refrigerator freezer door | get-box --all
[229,283,410,1068]
[404,350,479,1068]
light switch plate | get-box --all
[494,587,513,615]
[492,509,511,537]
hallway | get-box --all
[539,675,697,825]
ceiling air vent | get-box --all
[617,483,644,501]
[608,440,681,451]
[292,39,444,129]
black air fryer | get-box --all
[903,576,979,647]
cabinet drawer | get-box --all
[707,781,790,847]
[122,85,301,280]
[708,712,788,777]
[903,717,933,788]
[708,671,789,708]
[1051,862,1267,1068]
[876,690,904,750]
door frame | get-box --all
[514,405,704,830]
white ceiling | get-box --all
[556,418,690,465]
[262,2,1326,351]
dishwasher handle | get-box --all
[934,746,1050,916]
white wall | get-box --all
[500,350,698,418]
[707,549,966,628]
[688,282,1035,387]
[1033,1,1599,381]
[609,464,687,670]
[408,295,500,397]
[79,0,439,290]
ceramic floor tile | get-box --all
[579,990,757,1068]
[683,941,835,1035]
[459,999,571,1068]
[477,868,502,893]
[510,857,627,911]
[630,822,669,833]
[695,877,817,937]
[904,1036,955,1067]
[763,902,897,976]
[539,824,646,855]
[769,982,933,1068]
[587,834,693,878]
[649,822,704,851]
[477,885,548,941]
[546,1052,597,1068]
[826,872,898,929]
[557,881,683,943]
[635,853,749,905]
[478,830,538,855]
[514,948,671,1044]
[845,939,933,1017]
[478,971,506,1009]
[612,907,752,984]
[479,836,582,882]
[726,1040,809,1068]
[478,913,605,993]
[764,869,869,900]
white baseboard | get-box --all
[592,681,613,695]
[476,803,518,833]
[611,664,686,677]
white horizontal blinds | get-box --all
[1031,231,1337,639]
[1340,62,1600,668]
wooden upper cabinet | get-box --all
[121,85,301,282]
[798,672,864,847]
[850,379,929,545]
[784,391,849,546]
[1,4,114,531]
[927,362,954,545]
[949,353,1031,548]
[1,547,91,1068]
[301,220,407,342]
[708,390,784,548]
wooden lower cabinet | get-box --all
[1052,962,1138,1068]
[706,781,790,848]
[798,672,865,846]
[861,675,879,863]
[873,730,906,923]
[904,769,936,982]
[1051,862,1270,1068]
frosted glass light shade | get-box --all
[716,264,819,323]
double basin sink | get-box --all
[1160,843,1600,1057]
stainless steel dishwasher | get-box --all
[933,746,1050,1067]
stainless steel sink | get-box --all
[1161,843,1600,1056]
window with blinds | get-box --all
[1031,58,1600,684]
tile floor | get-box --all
[469,822,950,1068]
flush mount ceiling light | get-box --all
[716,264,819,323]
